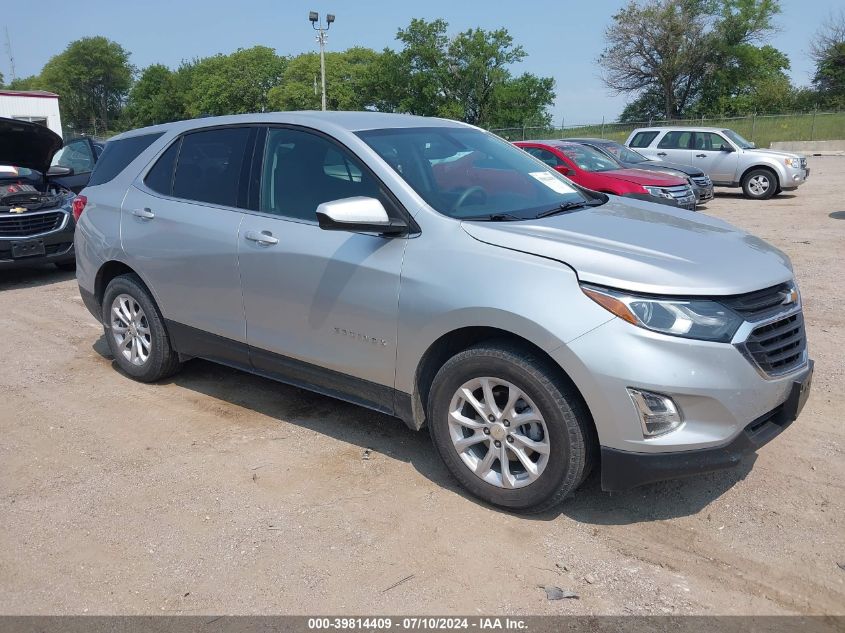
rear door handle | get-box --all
[244,230,279,246]
[132,207,155,219]
[695,153,707,158]
[656,152,667,157]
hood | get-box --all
[636,160,704,177]
[746,147,803,159]
[461,197,792,296]
[0,117,63,174]
[603,168,687,187]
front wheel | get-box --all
[742,168,777,200]
[428,342,595,513]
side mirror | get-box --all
[316,196,407,236]
[47,165,74,177]
[719,145,735,153]
[554,165,575,176]
[748,142,757,149]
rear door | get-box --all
[691,132,739,185]
[120,126,256,361]
[653,130,695,166]
[237,126,406,409]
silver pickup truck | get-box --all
[626,126,809,200]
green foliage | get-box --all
[6,75,42,91]
[489,73,555,128]
[183,46,287,117]
[125,64,186,127]
[38,36,134,132]
[266,47,380,111]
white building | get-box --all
[0,90,63,137]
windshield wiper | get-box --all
[463,212,525,222]
[535,198,605,218]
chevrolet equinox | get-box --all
[75,112,813,512]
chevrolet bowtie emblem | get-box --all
[9,207,27,214]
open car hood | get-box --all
[0,117,63,174]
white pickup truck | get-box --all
[626,126,809,200]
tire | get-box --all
[102,274,182,382]
[741,168,777,200]
[428,340,595,513]
[54,260,76,271]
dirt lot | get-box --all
[1,159,843,616]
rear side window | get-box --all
[657,131,692,149]
[88,132,163,186]
[629,131,658,148]
[172,127,252,207]
[144,139,181,195]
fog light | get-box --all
[626,388,683,437]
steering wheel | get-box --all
[453,186,487,211]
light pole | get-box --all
[309,11,335,111]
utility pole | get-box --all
[4,26,16,83]
[309,11,335,111]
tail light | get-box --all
[72,195,87,222]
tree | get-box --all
[810,10,845,104]
[266,47,380,111]
[6,75,42,91]
[184,46,287,117]
[125,64,187,127]
[369,18,554,127]
[38,37,134,132]
[600,0,783,120]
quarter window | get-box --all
[629,131,659,148]
[172,127,252,207]
[88,132,163,186]
[144,139,181,196]
[260,128,382,221]
[657,131,693,150]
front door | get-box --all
[237,127,407,411]
[692,132,739,185]
[121,127,255,358]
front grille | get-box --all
[744,312,806,376]
[721,282,795,319]
[691,175,712,188]
[799,157,807,169]
[664,184,694,200]
[0,211,65,237]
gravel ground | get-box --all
[0,158,843,616]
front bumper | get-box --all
[0,210,75,270]
[600,361,813,490]
[694,183,715,202]
[781,166,809,190]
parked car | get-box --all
[75,112,812,513]
[563,137,714,203]
[50,136,104,193]
[514,140,697,210]
[0,117,98,271]
[626,127,809,200]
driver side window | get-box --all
[51,139,96,173]
[525,147,564,167]
[259,128,383,221]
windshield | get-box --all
[596,142,648,164]
[356,127,589,220]
[722,129,753,149]
[557,144,622,172]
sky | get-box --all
[1,0,840,125]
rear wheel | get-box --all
[102,274,182,382]
[741,168,777,200]
[428,341,594,513]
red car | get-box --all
[514,140,697,210]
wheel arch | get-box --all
[406,326,597,446]
[94,260,164,318]
[740,163,780,188]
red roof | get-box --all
[0,90,59,99]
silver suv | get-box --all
[626,127,809,199]
[75,112,813,512]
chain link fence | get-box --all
[490,111,845,148]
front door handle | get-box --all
[244,230,279,246]
[695,153,707,158]
[656,152,667,157]
[132,207,155,219]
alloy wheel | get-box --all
[110,293,152,366]
[748,174,770,196]
[447,377,550,489]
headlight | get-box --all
[643,186,673,200]
[581,284,743,342]
[784,158,800,168]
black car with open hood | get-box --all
[0,117,79,271]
